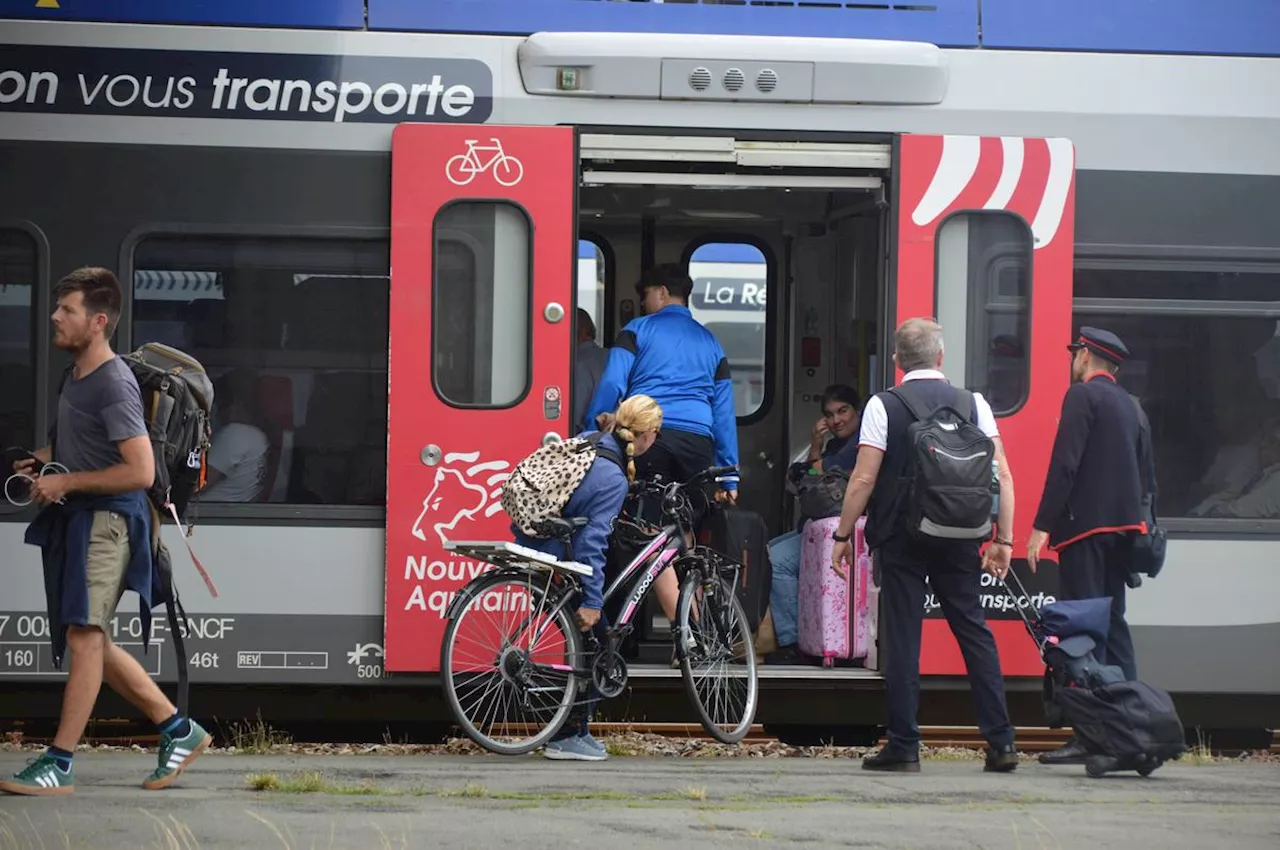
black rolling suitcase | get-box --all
[699,504,772,634]
[1001,569,1186,777]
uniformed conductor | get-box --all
[1029,326,1146,765]
[830,318,1019,773]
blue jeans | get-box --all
[767,531,803,647]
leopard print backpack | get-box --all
[501,433,623,537]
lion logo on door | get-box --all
[411,451,512,546]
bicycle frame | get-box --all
[507,522,684,662]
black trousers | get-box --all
[631,427,716,528]
[555,617,611,741]
[880,536,1015,751]
[633,427,715,484]
[1056,533,1138,681]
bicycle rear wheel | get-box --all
[675,563,759,744]
[440,572,582,755]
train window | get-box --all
[432,202,531,408]
[934,213,1032,416]
[131,235,390,507]
[1074,260,1280,520]
[577,239,606,339]
[0,229,36,457]
[686,241,769,419]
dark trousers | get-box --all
[554,617,611,741]
[879,537,1015,751]
[631,427,716,529]
[1057,533,1138,681]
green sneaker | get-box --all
[0,754,74,796]
[142,720,212,790]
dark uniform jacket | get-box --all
[1034,374,1146,550]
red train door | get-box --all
[384,124,578,673]
[893,134,1076,677]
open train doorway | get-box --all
[384,126,1075,691]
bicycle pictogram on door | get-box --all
[445,137,525,187]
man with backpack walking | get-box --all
[3,268,210,796]
[829,317,1019,772]
[1029,327,1149,766]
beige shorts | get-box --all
[84,510,130,631]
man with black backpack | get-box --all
[2,268,210,797]
[829,318,1019,773]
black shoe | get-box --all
[1038,737,1089,765]
[764,644,806,665]
[984,743,1019,773]
[862,748,920,772]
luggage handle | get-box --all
[997,566,1045,637]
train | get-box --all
[1,1,1278,742]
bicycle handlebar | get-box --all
[628,465,740,496]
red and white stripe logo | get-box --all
[910,136,1074,249]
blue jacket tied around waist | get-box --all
[24,491,157,668]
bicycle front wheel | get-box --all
[441,572,582,755]
[675,565,759,744]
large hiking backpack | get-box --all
[501,433,624,537]
[124,343,215,522]
[890,383,995,541]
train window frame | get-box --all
[0,221,49,521]
[1073,246,1280,536]
[120,223,391,526]
[933,210,1033,418]
[577,232,614,342]
[680,235,776,426]
[430,200,535,412]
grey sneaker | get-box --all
[579,733,608,758]
[543,735,609,762]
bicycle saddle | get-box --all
[530,516,590,540]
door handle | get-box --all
[421,444,442,467]
[544,302,566,323]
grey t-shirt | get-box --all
[55,357,148,473]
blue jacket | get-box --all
[585,305,739,488]
[512,432,629,610]
[24,491,157,669]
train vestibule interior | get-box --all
[576,179,889,665]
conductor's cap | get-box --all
[1068,326,1129,365]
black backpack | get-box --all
[889,383,995,542]
[1127,395,1165,580]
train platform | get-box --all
[1,747,1277,849]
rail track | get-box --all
[5,719,1275,754]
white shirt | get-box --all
[858,370,1000,451]
[201,422,270,502]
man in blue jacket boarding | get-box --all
[586,264,740,623]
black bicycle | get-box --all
[439,465,759,754]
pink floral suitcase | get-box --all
[797,516,870,665]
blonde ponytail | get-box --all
[608,395,664,482]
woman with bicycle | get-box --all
[512,394,663,761]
